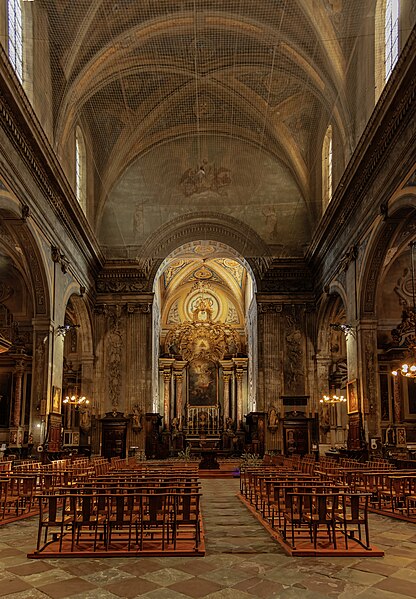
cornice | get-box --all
[0,47,104,275]
[259,258,313,293]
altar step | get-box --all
[198,461,240,478]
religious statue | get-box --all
[385,425,395,445]
[268,406,278,430]
[225,416,234,434]
[132,405,143,432]
[79,407,91,432]
[171,417,179,436]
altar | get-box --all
[159,287,249,452]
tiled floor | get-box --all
[0,479,416,598]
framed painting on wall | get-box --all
[188,359,218,407]
[396,427,406,447]
[347,379,360,414]
[52,386,61,413]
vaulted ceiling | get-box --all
[38,1,383,258]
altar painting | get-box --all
[188,359,217,407]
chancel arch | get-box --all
[152,240,256,457]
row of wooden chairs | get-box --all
[241,465,371,550]
[36,489,202,554]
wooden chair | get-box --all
[36,494,72,552]
[107,494,136,550]
[0,478,9,520]
[138,492,170,551]
[336,492,370,549]
[172,492,201,550]
[70,493,108,552]
[283,491,311,549]
[305,492,339,549]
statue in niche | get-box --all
[132,405,143,432]
[225,417,234,434]
[79,407,91,432]
[171,417,179,436]
[385,425,395,446]
[268,406,278,430]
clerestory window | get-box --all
[322,125,333,210]
[7,0,23,83]
[75,127,87,213]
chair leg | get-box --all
[364,520,370,549]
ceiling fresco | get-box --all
[99,136,310,257]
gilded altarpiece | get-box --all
[163,297,244,438]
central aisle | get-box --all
[201,478,283,555]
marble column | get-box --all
[163,371,171,430]
[220,360,233,425]
[159,358,174,430]
[393,376,401,424]
[358,320,380,438]
[315,354,332,444]
[12,360,25,427]
[31,320,52,443]
[173,361,187,429]
[233,358,247,430]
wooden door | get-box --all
[284,420,309,456]
[101,415,127,459]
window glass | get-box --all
[75,127,87,212]
[7,0,23,83]
[385,0,399,81]
[322,125,333,209]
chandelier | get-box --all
[56,323,80,337]
[63,393,90,407]
[392,241,416,379]
[320,393,347,405]
[63,367,89,408]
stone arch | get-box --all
[316,290,347,354]
[360,197,416,317]
[62,291,94,358]
[139,211,271,291]
[0,199,50,319]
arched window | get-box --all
[384,0,399,81]
[322,125,333,210]
[7,0,23,83]
[375,0,400,100]
[75,127,87,212]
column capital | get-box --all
[232,357,248,370]
[173,361,187,372]
[126,301,153,314]
[257,302,283,314]
[159,358,175,371]
[220,360,234,371]
[13,359,26,374]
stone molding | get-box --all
[0,47,102,271]
[137,211,272,286]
